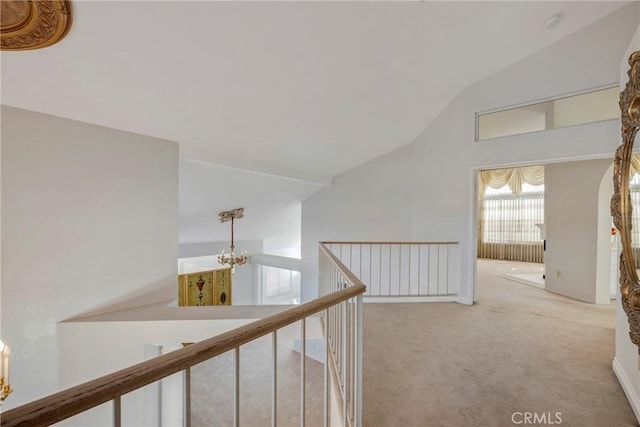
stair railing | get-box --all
[1,242,365,427]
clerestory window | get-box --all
[476,85,619,141]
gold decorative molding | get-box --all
[613,51,640,351]
[1,0,72,51]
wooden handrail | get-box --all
[319,243,367,290]
[321,241,458,245]
[1,284,365,427]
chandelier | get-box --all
[217,207,248,268]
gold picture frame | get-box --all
[178,268,232,306]
[613,51,640,350]
[1,0,73,51]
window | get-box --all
[476,86,619,141]
[478,165,545,263]
[258,265,300,305]
[482,183,545,244]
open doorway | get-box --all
[474,159,615,305]
[475,165,546,300]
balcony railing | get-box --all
[322,241,459,302]
[1,243,365,427]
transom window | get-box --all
[476,86,619,141]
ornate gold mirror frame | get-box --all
[1,0,72,51]
[613,51,640,350]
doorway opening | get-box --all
[474,159,615,305]
[475,165,545,300]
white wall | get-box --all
[178,158,322,257]
[301,3,639,304]
[0,106,179,408]
[597,163,616,304]
[56,315,323,426]
[614,22,640,424]
[56,318,251,426]
[544,159,612,303]
[302,145,413,301]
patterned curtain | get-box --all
[478,165,545,197]
[478,166,545,263]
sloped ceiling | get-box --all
[179,159,323,246]
[1,1,632,184]
[1,1,634,246]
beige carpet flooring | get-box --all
[191,334,324,427]
[363,259,638,427]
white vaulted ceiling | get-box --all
[0,1,633,245]
[1,1,631,183]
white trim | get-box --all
[613,357,640,423]
[501,273,545,290]
[476,118,618,144]
[476,82,618,117]
[363,295,456,303]
[471,168,479,304]
[249,253,302,271]
[470,152,615,173]
[456,295,473,306]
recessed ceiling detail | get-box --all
[1,0,72,51]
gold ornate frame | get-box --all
[613,51,640,349]
[1,0,72,51]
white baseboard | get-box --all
[456,295,474,306]
[363,295,457,303]
[501,273,545,290]
[613,357,640,423]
